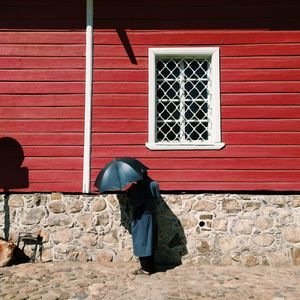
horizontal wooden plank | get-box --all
[29,170,82,182]
[25,157,82,170]
[92,44,300,57]
[93,31,300,45]
[5,133,83,146]
[222,57,300,69]
[0,57,85,69]
[223,119,300,132]
[92,120,147,132]
[222,82,300,93]
[0,95,84,107]
[92,157,300,170]
[0,82,84,95]
[93,82,146,94]
[0,70,85,81]
[22,146,83,157]
[0,32,85,44]
[91,145,300,158]
[224,132,300,145]
[93,94,147,107]
[1,182,82,193]
[0,107,84,119]
[0,120,84,132]
[94,18,300,31]
[92,133,146,145]
[2,56,299,70]
[222,70,300,82]
[221,94,300,106]
[222,106,300,119]
[0,45,85,57]
[92,107,146,119]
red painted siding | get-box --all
[0,0,85,192]
[91,1,300,192]
[1,1,300,192]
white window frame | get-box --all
[146,47,225,150]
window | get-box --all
[146,48,225,150]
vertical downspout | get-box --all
[82,0,93,193]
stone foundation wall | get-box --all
[0,193,300,266]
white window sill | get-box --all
[145,142,225,150]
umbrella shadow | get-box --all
[117,192,187,272]
[0,137,29,241]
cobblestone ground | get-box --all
[0,262,300,300]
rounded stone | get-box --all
[283,226,300,243]
[234,219,254,235]
[103,231,118,244]
[197,240,210,253]
[255,216,273,231]
[267,252,290,267]
[180,215,198,229]
[48,215,73,227]
[95,249,114,263]
[54,244,69,254]
[192,200,216,212]
[222,199,241,213]
[242,201,261,212]
[77,213,94,229]
[67,199,84,213]
[291,248,300,265]
[80,232,98,246]
[252,234,275,247]
[292,196,300,207]
[211,218,228,231]
[67,251,88,262]
[218,236,240,251]
[51,193,63,201]
[21,207,46,225]
[241,253,259,267]
[48,201,65,214]
[53,228,72,244]
[8,194,24,207]
[95,214,110,227]
[269,196,286,207]
[91,198,107,212]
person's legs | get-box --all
[139,255,155,274]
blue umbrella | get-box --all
[94,157,148,193]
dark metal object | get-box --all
[17,232,43,262]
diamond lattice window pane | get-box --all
[155,57,211,143]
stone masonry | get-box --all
[0,193,300,267]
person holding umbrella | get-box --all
[95,157,160,275]
[125,173,160,275]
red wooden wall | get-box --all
[91,0,300,192]
[0,0,86,192]
[1,1,300,192]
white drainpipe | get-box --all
[82,0,93,193]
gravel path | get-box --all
[0,262,300,299]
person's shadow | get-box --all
[117,191,187,272]
[0,137,29,241]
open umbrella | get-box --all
[94,157,148,193]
